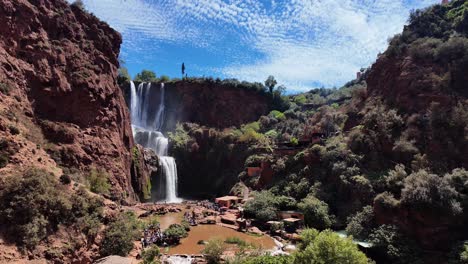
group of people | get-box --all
[141,224,175,248]
[183,211,197,226]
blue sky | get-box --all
[75,0,439,92]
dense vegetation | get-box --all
[167,1,468,263]
[0,168,103,250]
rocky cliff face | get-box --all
[0,0,143,202]
[122,80,271,133]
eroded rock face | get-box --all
[0,0,138,201]
[121,81,271,132]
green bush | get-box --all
[244,191,280,222]
[0,168,103,249]
[345,206,375,240]
[401,170,461,214]
[242,255,292,264]
[293,229,369,264]
[202,239,225,264]
[100,212,141,257]
[294,95,307,105]
[88,168,111,195]
[159,75,170,82]
[134,70,158,83]
[164,224,188,239]
[141,245,160,264]
[369,225,421,263]
[225,237,248,247]
[117,67,131,85]
[269,110,286,120]
[290,137,299,146]
[297,195,333,230]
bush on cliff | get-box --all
[87,168,111,195]
[101,211,141,257]
[134,70,158,83]
[345,206,375,240]
[0,168,103,249]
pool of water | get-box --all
[166,224,276,254]
[155,211,275,255]
[158,211,185,230]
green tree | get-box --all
[117,67,131,85]
[71,0,84,9]
[141,245,160,264]
[265,75,277,93]
[159,75,170,82]
[244,191,279,222]
[293,229,369,264]
[100,212,141,257]
[345,206,375,240]
[297,195,333,230]
[134,70,158,82]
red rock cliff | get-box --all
[0,0,140,201]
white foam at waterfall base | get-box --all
[129,81,181,203]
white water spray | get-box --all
[129,81,181,203]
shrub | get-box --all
[242,255,292,264]
[345,206,375,240]
[0,154,8,168]
[88,168,111,195]
[368,225,421,263]
[269,110,286,120]
[0,168,103,249]
[100,212,141,257]
[244,191,279,222]
[159,75,170,82]
[71,0,84,9]
[297,195,333,230]
[294,95,307,105]
[225,237,248,247]
[164,224,188,239]
[290,137,299,146]
[0,82,11,95]
[117,67,131,85]
[60,174,72,185]
[141,245,160,264]
[134,70,158,83]
[401,170,461,214]
[293,229,369,264]
[374,192,400,210]
[202,239,225,264]
[9,125,20,135]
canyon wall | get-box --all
[122,80,271,133]
[0,0,146,202]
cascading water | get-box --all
[130,81,181,203]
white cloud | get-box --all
[78,0,440,92]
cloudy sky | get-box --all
[76,0,439,92]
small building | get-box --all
[215,196,241,208]
[277,211,304,221]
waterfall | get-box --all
[130,81,181,203]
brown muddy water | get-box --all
[156,212,276,255]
